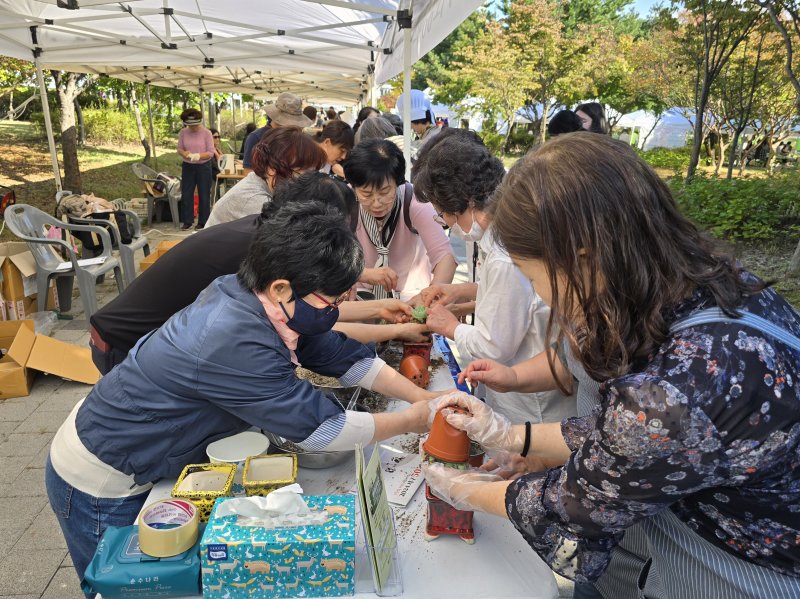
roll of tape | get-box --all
[138,499,199,558]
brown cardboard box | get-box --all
[139,240,182,272]
[0,320,100,399]
[0,242,60,319]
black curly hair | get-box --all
[411,127,484,182]
[413,135,504,215]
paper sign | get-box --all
[377,444,424,508]
[356,444,396,592]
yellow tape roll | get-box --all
[138,499,199,558]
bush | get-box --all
[31,108,174,146]
[481,130,506,156]
[670,174,800,241]
[638,146,691,174]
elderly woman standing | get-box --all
[177,108,216,230]
[343,138,457,302]
[423,133,800,598]
[205,126,326,227]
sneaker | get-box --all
[195,224,204,230]
[180,223,192,230]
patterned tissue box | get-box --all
[200,495,356,598]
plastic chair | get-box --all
[55,191,151,287]
[131,163,181,227]
[3,204,125,319]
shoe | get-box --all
[195,224,204,230]
[180,223,192,230]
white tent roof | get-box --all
[0,0,482,103]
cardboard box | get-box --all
[0,320,101,399]
[0,242,60,319]
[139,240,182,272]
[201,495,356,598]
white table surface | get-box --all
[138,345,559,599]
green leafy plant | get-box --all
[411,305,428,323]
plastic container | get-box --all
[206,431,269,465]
[423,408,470,463]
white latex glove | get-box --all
[436,391,524,454]
[188,152,201,162]
[421,456,505,511]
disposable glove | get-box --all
[188,152,201,162]
[421,455,505,511]
[436,391,524,454]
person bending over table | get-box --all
[422,134,800,598]
[413,135,575,425]
[90,172,426,375]
[205,126,325,228]
[47,199,444,595]
[343,138,457,303]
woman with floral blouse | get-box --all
[422,133,800,598]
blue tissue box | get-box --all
[201,495,355,598]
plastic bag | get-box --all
[29,311,58,336]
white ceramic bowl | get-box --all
[206,431,269,464]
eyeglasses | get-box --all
[432,209,448,228]
[356,190,396,207]
[309,291,349,314]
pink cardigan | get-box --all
[356,184,455,299]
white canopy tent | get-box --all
[0,0,483,189]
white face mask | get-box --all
[450,210,484,242]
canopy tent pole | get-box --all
[230,93,237,154]
[401,24,412,180]
[34,59,62,192]
[145,82,159,170]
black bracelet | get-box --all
[520,421,532,458]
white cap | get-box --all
[396,89,434,122]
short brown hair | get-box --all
[251,126,326,187]
[315,120,355,152]
[493,132,763,383]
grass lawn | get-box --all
[0,121,187,241]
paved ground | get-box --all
[0,224,574,598]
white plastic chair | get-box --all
[3,204,125,319]
[55,191,151,287]
[131,163,181,227]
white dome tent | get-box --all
[616,108,694,150]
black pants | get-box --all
[180,160,212,226]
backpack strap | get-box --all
[403,182,418,235]
[670,307,800,352]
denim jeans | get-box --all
[45,456,148,598]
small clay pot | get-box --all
[403,340,432,363]
[468,442,485,468]
[423,408,470,463]
[399,355,430,388]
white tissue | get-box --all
[215,484,329,529]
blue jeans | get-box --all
[45,456,148,598]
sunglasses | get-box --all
[212,135,221,139]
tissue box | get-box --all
[201,495,355,598]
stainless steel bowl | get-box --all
[263,385,359,469]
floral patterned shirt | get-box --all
[505,283,800,583]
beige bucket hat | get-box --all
[264,92,313,127]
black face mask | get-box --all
[279,288,339,336]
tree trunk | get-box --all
[687,71,711,182]
[640,115,662,149]
[74,100,85,146]
[502,118,515,156]
[7,90,13,121]
[56,74,82,192]
[766,135,777,175]
[789,238,800,277]
[537,99,551,146]
[727,129,742,180]
[130,86,151,163]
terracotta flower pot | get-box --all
[400,354,430,388]
[468,442,485,468]
[423,408,470,463]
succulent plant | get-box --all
[411,305,428,323]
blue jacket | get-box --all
[76,274,375,485]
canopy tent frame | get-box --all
[0,0,483,192]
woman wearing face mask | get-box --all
[45,200,442,595]
[414,136,575,424]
